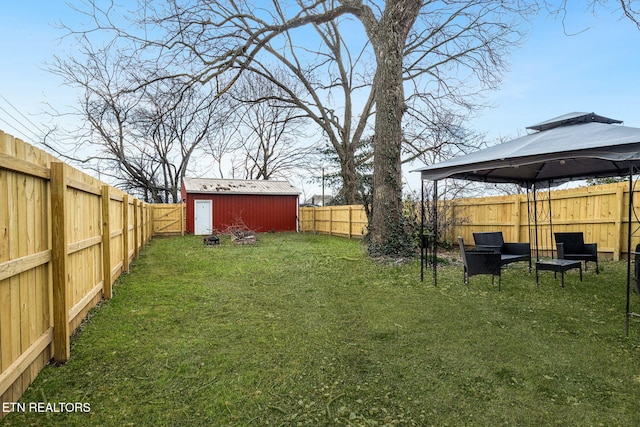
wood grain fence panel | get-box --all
[109,193,124,281]
[350,206,368,238]
[133,200,140,260]
[152,204,185,235]
[102,186,113,300]
[298,207,315,232]
[1,131,156,417]
[452,182,640,260]
[140,204,145,244]
[64,166,103,333]
[0,135,54,404]
[313,208,331,234]
[299,182,640,260]
[299,206,367,238]
[329,206,348,237]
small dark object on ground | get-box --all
[204,235,220,246]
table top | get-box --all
[536,259,582,267]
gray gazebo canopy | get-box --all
[413,112,640,334]
[415,112,640,186]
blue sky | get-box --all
[2,2,640,196]
[0,1,79,143]
[469,5,640,139]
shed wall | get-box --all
[185,193,298,234]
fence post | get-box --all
[101,185,113,300]
[50,162,70,364]
[348,206,352,239]
[134,200,140,259]
[614,184,625,261]
[145,204,148,243]
[181,203,185,236]
[140,203,146,246]
[330,206,333,236]
[123,194,130,273]
[143,205,148,244]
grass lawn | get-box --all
[2,233,639,426]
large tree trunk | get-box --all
[340,146,359,204]
[369,52,405,254]
[366,0,420,257]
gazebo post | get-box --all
[420,179,425,282]
[433,180,438,286]
[419,178,439,285]
[532,183,540,262]
[548,184,555,259]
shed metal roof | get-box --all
[182,178,300,195]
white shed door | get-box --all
[194,200,213,235]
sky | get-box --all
[2,1,640,199]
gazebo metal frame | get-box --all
[415,113,640,335]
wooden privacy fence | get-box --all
[0,131,184,417]
[299,205,368,238]
[299,181,640,260]
[451,182,640,261]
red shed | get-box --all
[181,178,300,235]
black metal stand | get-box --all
[420,180,438,285]
[421,232,435,277]
[626,167,640,336]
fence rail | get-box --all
[300,181,640,260]
[0,131,178,418]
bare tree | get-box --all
[62,0,540,256]
[214,13,376,204]
[135,81,226,202]
[47,44,227,202]
[551,1,640,31]
[225,72,318,180]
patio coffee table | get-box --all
[535,259,582,287]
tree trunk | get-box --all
[366,0,420,257]
[341,146,359,204]
[368,50,406,255]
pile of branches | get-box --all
[220,219,257,245]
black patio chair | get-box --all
[458,236,503,290]
[473,231,531,271]
[554,232,599,273]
